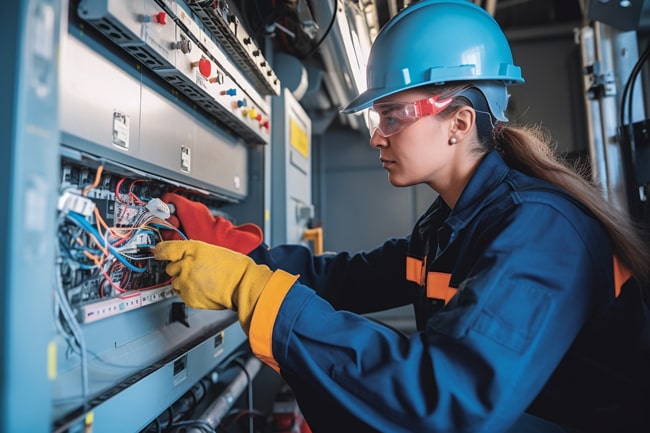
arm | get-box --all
[250,202,613,432]
[249,238,416,314]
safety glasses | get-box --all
[365,95,454,137]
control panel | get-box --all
[77,0,272,145]
[49,0,281,431]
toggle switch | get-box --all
[176,37,192,54]
[209,71,224,84]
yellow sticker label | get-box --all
[47,341,57,380]
[85,411,95,432]
[290,118,309,158]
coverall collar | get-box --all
[445,150,510,232]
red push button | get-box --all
[192,58,211,78]
[154,12,166,24]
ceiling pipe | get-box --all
[473,0,497,16]
[485,0,497,16]
[389,0,398,16]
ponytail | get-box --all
[496,124,650,284]
[429,81,650,283]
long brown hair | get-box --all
[434,82,650,284]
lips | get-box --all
[380,157,395,169]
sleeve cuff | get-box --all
[249,269,299,372]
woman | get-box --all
[154,1,650,431]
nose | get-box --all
[369,128,387,148]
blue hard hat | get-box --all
[341,0,524,121]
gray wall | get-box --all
[506,26,588,156]
[314,127,437,254]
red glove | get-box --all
[160,192,263,255]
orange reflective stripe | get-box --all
[249,270,299,373]
[426,271,456,304]
[406,256,425,285]
[613,256,632,298]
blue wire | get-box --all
[66,212,147,273]
[149,222,188,240]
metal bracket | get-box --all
[585,60,617,99]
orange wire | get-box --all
[82,165,104,197]
[98,262,127,293]
[78,230,109,259]
[94,207,128,240]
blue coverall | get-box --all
[248,150,650,433]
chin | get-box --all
[387,176,414,188]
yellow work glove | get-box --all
[153,239,274,334]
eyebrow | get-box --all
[374,101,409,110]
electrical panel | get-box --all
[1,2,64,432]
[46,0,282,431]
[270,88,314,248]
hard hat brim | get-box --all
[340,87,399,114]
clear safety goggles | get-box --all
[365,95,454,137]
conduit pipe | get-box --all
[185,357,262,433]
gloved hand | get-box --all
[154,239,273,334]
[161,192,263,255]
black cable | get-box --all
[618,42,650,220]
[620,43,650,127]
[164,406,175,433]
[171,419,216,433]
[299,0,339,60]
[187,388,199,417]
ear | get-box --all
[448,106,475,143]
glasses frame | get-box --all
[366,94,454,138]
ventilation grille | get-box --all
[84,16,171,70]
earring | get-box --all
[449,137,457,144]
